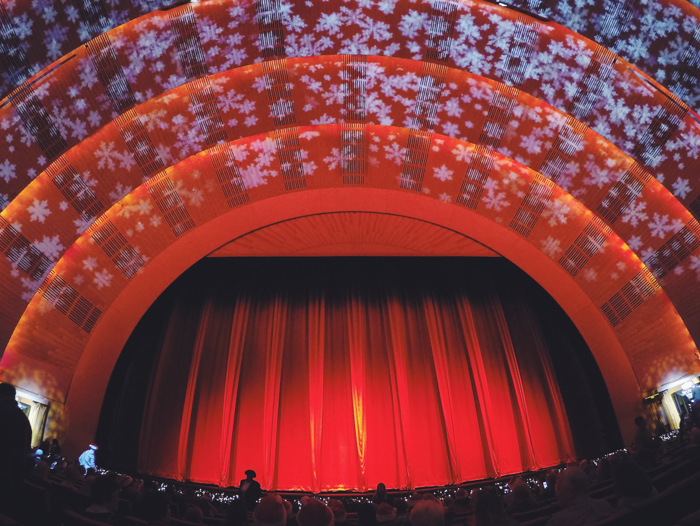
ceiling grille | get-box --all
[9,82,68,162]
[567,45,617,121]
[45,156,104,222]
[400,129,432,192]
[187,77,228,146]
[274,128,306,191]
[539,117,587,183]
[341,124,365,185]
[113,109,165,178]
[456,146,495,210]
[424,0,458,63]
[169,5,209,81]
[558,217,611,277]
[509,174,555,237]
[498,17,541,87]
[644,219,700,279]
[38,270,102,333]
[0,216,53,281]
[478,85,519,149]
[595,162,651,225]
[342,55,367,123]
[208,143,250,208]
[145,171,196,237]
[87,33,137,114]
[600,268,660,327]
[87,217,147,279]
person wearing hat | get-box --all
[241,469,262,510]
[78,443,99,471]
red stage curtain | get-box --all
[137,265,574,491]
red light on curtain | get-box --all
[136,260,574,491]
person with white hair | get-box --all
[546,468,613,526]
[254,494,287,526]
[410,497,444,526]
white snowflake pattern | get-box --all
[627,235,643,251]
[93,269,113,289]
[83,257,98,271]
[582,268,597,282]
[482,179,509,211]
[621,200,648,227]
[671,178,691,199]
[433,165,453,182]
[0,160,16,183]
[33,236,64,260]
[384,142,406,165]
[543,198,570,226]
[28,199,51,223]
[690,255,700,280]
[648,213,675,238]
[540,236,562,258]
[94,142,122,171]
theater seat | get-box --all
[62,509,112,526]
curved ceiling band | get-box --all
[1,55,699,356]
[1,0,699,213]
[2,125,697,424]
[1,0,698,111]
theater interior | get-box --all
[1,0,700,495]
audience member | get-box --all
[297,498,334,526]
[84,473,120,524]
[373,483,391,505]
[61,462,86,489]
[538,470,558,502]
[138,491,171,525]
[471,489,518,526]
[595,458,612,484]
[254,495,287,526]
[241,470,263,511]
[633,416,658,468]
[0,382,32,516]
[409,497,444,526]
[357,502,377,526]
[612,458,658,509]
[505,481,538,515]
[445,489,470,519]
[184,506,205,524]
[377,503,397,525]
[226,498,248,526]
[328,499,346,525]
[546,468,613,526]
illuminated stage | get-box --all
[97,256,620,492]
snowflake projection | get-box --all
[433,165,454,182]
[627,235,643,252]
[33,236,64,260]
[384,142,406,165]
[83,257,98,271]
[0,160,16,183]
[452,144,472,163]
[439,192,451,202]
[481,179,509,211]
[671,178,691,199]
[543,198,570,227]
[540,236,562,258]
[118,199,153,219]
[94,142,123,171]
[648,213,676,238]
[109,183,133,202]
[691,255,700,281]
[621,200,649,228]
[27,199,51,223]
[582,268,597,282]
[93,269,113,289]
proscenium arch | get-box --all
[3,125,697,455]
[2,56,700,350]
[2,0,699,111]
[0,0,699,461]
[2,0,700,208]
